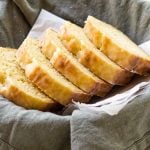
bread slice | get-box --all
[17,38,90,105]
[60,22,133,85]
[40,29,112,97]
[0,47,56,110]
[84,16,150,75]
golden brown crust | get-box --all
[25,61,86,105]
[60,28,133,85]
[90,81,112,97]
[0,47,56,111]
[51,50,112,96]
[78,47,133,85]
[17,38,91,105]
[133,58,150,75]
[71,92,91,103]
[84,17,150,75]
[0,80,56,110]
[40,29,112,96]
[101,36,150,75]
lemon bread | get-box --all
[0,47,56,110]
[17,38,90,105]
[60,22,133,85]
[40,29,112,97]
[84,16,150,75]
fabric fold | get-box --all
[0,97,71,150]
[71,86,150,150]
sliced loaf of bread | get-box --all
[60,22,133,85]
[0,47,56,110]
[40,29,112,97]
[17,38,90,105]
[84,16,150,75]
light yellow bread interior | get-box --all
[0,47,56,110]
[60,22,133,85]
[40,28,112,97]
[16,38,90,105]
[84,16,150,75]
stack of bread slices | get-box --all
[0,16,149,111]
